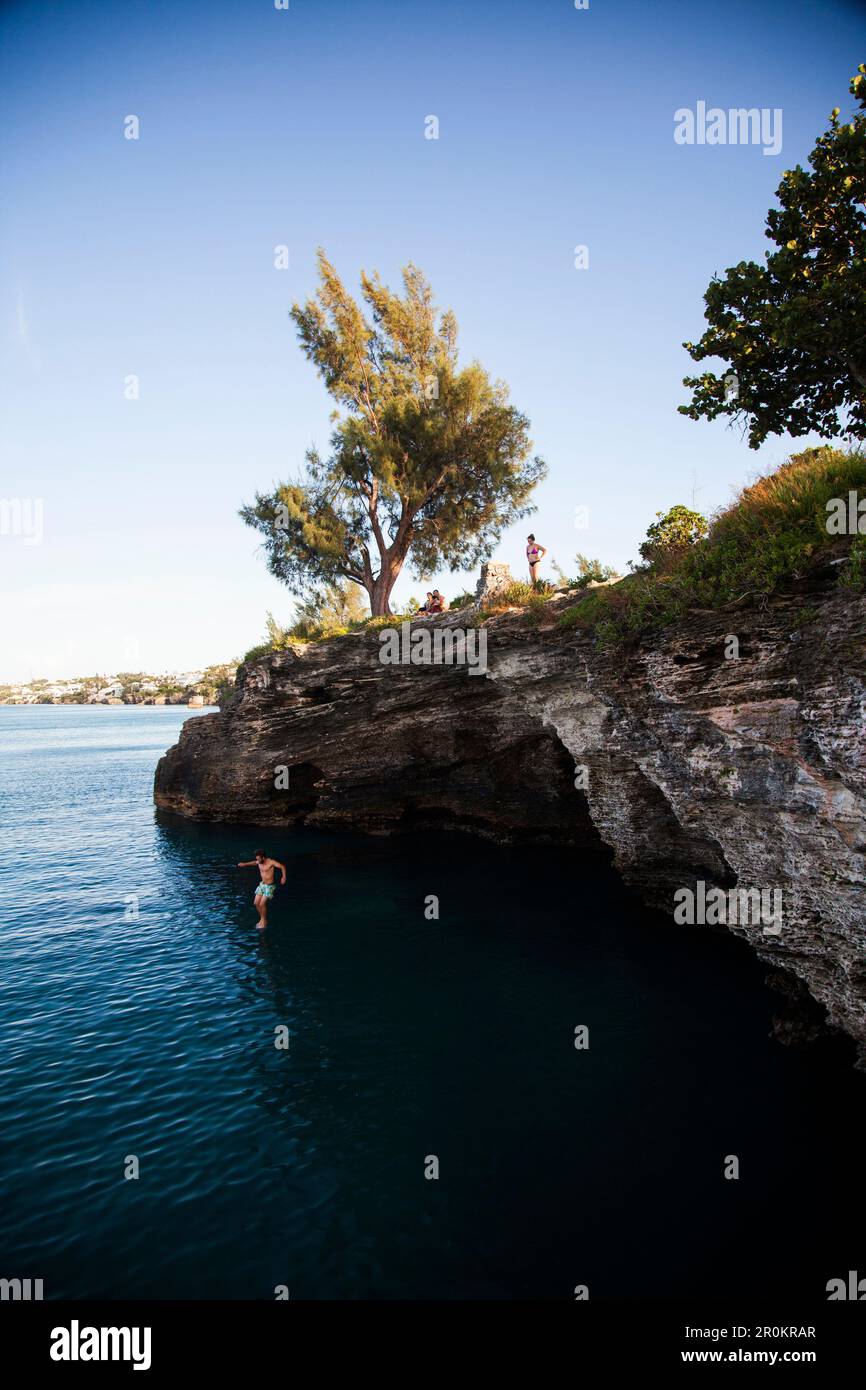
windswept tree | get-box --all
[680,66,866,447]
[241,252,546,615]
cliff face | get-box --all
[155,571,866,1057]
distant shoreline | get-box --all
[0,701,219,709]
[1,663,236,709]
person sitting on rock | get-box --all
[415,591,434,617]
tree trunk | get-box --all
[369,557,404,616]
[369,578,389,616]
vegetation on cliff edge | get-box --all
[557,447,866,645]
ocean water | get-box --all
[0,705,862,1301]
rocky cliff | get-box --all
[155,566,866,1058]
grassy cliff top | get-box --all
[553,447,865,647]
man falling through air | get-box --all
[237,849,287,929]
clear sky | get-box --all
[1,0,863,681]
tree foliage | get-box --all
[241,252,546,614]
[561,448,866,644]
[639,505,708,564]
[288,581,369,637]
[570,553,619,589]
[681,66,866,447]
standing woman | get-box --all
[526,534,547,587]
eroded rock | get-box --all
[155,578,866,1057]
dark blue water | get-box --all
[0,706,862,1300]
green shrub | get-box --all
[557,447,866,645]
[638,505,708,564]
[242,642,274,663]
[524,593,551,626]
[569,553,620,590]
[497,580,534,606]
[449,590,476,610]
[840,534,866,589]
[557,585,625,631]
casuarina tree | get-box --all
[241,251,546,615]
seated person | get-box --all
[427,589,448,614]
[415,591,434,616]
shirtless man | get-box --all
[237,849,287,929]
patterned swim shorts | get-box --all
[254,883,275,900]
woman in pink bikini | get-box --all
[526,533,547,588]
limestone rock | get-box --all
[155,574,866,1059]
[474,562,514,606]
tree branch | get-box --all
[367,478,390,563]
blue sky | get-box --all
[1,0,863,680]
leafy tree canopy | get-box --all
[241,252,546,614]
[681,66,866,447]
[639,505,709,564]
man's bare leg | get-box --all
[256,895,268,930]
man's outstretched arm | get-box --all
[237,860,257,867]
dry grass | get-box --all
[558,446,866,644]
